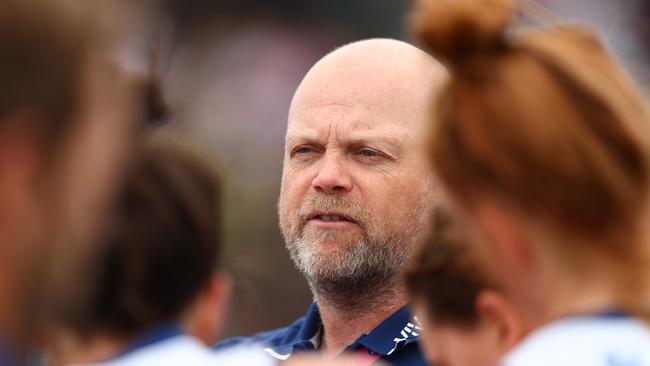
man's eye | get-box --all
[292,146,317,157]
[360,149,379,157]
[295,146,313,154]
[357,148,385,160]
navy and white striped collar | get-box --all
[265,302,421,359]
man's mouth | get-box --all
[306,211,358,224]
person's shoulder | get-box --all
[95,335,277,366]
[213,315,309,351]
[211,345,278,366]
[96,335,218,366]
[502,316,650,366]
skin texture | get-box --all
[277,38,447,354]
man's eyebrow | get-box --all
[285,135,321,148]
[286,131,407,154]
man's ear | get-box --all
[182,272,232,346]
[475,290,526,353]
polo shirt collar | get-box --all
[351,306,421,356]
[267,302,420,358]
[296,302,323,345]
[264,302,322,359]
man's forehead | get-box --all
[286,39,445,136]
[286,123,409,144]
[289,53,436,116]
[286,101,418,139]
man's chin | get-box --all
[301,226,362,244]
[291,241,358,271]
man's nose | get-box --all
[311,154,352,194]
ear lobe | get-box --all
[475,290,525,353]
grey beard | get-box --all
[286,229,417,313]
[280,181,436,312]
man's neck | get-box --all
[314,286,408,356]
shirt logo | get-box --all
[387,316,422,355]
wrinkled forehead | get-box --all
[286,102,419,149]
[289,74,437,144]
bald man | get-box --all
[215,38,446,366]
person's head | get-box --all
[411,0,650,321]
[278,38,447,307]
[0,0,139,344]
[45,137,229,365]
[407,210,526,366]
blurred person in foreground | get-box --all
[406,210,527,366]
[43,137,275,366]
[215,38,446,366]
[0,0,139,363]
[411,0,650,364]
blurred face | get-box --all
[278,50,438,292]
[58,57,136,249]
[0,56,137,344]
[415,304,501,366]
[32,56,138,323]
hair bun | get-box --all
[410,0,516,67]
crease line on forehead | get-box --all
[289,101,359,123]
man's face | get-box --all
[278,88,435,291]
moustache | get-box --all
[297,195,370,229]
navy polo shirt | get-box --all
[214,303,427,366]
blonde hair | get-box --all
[411,0,650,254]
